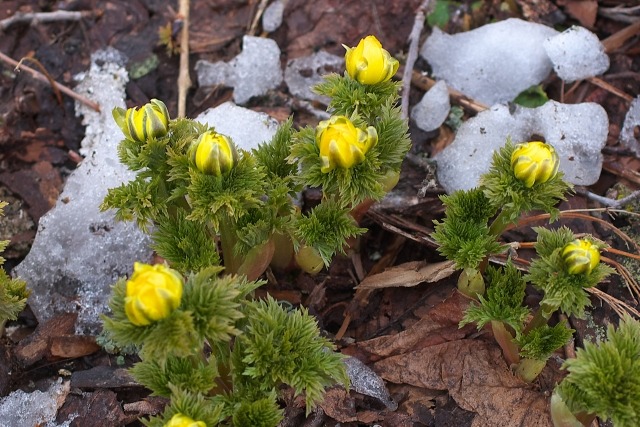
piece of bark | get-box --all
[50,334,100,358]
[70,365,140,390]
[56,388,127,427]
[13,312,76,366]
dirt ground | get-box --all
[0,0,639,426]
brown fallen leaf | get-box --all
[557,0,598,28]
[356,260,457,290]
[374,339,553,427]
[344,290,471,364]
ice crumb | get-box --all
[543,26,609,83]
[421,18,558,106]
[620,96,640,155]
[0,378,69,426]
[284,51,344,105]
[411,80,450,132]
[195,36,283,105]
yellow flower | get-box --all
[164,413,207,427]
[189,130,238,176]
[510,141,559,188]
[344,35,399,85]
[117,99,170,142]
[562,239,601,275]
[124,262,183,326]
[316,116,377,173]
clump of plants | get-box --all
[100,35,410,426]
[0,200,30,336]
[432,140,617,385]
[551,315,640,427]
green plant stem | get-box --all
[491,320,520,366]
[488,208,512,237]
[457,267,485,299]
[550,391,594,427]
[237,238,275,281]
[523,304,552,335]
[269,232,294,270]
[515,357,546,383]
[219,214,242,275]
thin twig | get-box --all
[0,50,100,112]
[588,287,640,319]
[0,10,94,32]
[401,0,434,119]
[411,70,489,113]
[576,188,640,209]
[248,0,270,36]
[177,0,191,118]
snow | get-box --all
[421,18,558,106]
[196,102,280,151]
[410,80,450,132]
[543,26,610,83]
[195,35,283,105]
[420,19,609,105]
[435,101,609,193]
[13,48,154,335]
[262,0,285,32]
[620,96,640,155]
[0,378,70,427]
[284,50,344,104]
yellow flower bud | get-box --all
[124,262,183,326]
[343,35,399,85]
[164,413,207,427]
[510,141,559,188]
[189,130,238,176]
[316,116,377,173]
[562,239,601,275]
[117,99,170,142]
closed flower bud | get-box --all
[562,239,601,275]
[189,130,238,176]
[124,262,183,326]
[116,99,170,142]
[317,116,377,173]
[510,141,559,188]
[343,35,399,85]
[164,413,207,427]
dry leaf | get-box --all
[557,0,598,28]
[356,260,457,289]
[345,291,471,363]
[374,339,552,427]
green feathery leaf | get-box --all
[517,322,574,361]
[186,152,266,229]
[253,117,299,179]
[151,210,220,273]
[314,73,400,122]
[460,261,529,333]
[143,385,225,427]
[294,199,365,266]
[556,315,640,427]
[130,355,219,397]
[232,392,283,427]
[234,296,348,415]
